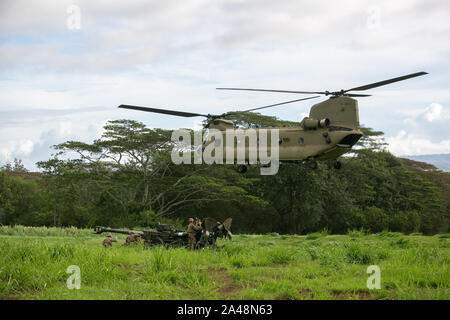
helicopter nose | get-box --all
[338,134,362,147]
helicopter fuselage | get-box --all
[204,96,363,164]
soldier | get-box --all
[187,218,202,250]
[123,231,142,246]
[103,233,117,247]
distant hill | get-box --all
[400,154,450,172]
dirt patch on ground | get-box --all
[299,288,315,299]
[331,289,375,300]
[220,283,243,295]
[204,267,255,297]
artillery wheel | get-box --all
[333,160,342,170]
[208,237,217,248]
[195,241,204,250]
[151,237,165,247]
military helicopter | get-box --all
[118,72,427,172]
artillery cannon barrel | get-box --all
[93,226,144,236]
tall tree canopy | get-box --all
[0,116,448,234]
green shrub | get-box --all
[305,246,321,261]
[304,246,343,269]
[347,228,367,237]
[344,242,389,264]
[377,230,403,238]
[267,232,279,237]
[306,232,322,240]
[390,237,411,248]
[219,243,249,256]
[230,254,249,268]
[267,247,294,264]
[146,247,173,273]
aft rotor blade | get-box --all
[217,87,325,95]
[346,72,428,92]
[238,96,320,112]
[118,104,209,118]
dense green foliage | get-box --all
[0,115,448,235]
[0,227,448,299]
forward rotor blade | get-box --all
[217,87,325,95]
[118,104,209,118]
[237,96,320,113]
[346,72,428,92]
[344,93,372,97]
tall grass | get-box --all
[306,229,328,240]
[0,225,93,237]
[0,228,448,299]
[344,242,389,264]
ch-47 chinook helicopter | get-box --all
[118,72,427,172]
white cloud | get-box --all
[387,130,450,156]
[17,139,34,156]
[299,112,309,120]
[0,139,34,164]
[1,0,450,169]
[59,121,72,136]
[424,103,447,122]
[385,102,450,155]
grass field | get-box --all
[0,226,448,300]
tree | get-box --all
[0,158,28,172]
[41,119,264,226]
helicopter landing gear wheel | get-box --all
[237,164,247,173]
[308,160,318,169]
[333,160,342,170]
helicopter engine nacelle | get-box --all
[300,117,330,130]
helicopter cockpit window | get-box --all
[298,137,304,145]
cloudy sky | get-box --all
[1,0,449,170]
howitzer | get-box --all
[93,224,188,248]
[93,219,229,249]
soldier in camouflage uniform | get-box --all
[123,231,142,246]
[103,233,117,247]
[187,218,202,250]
